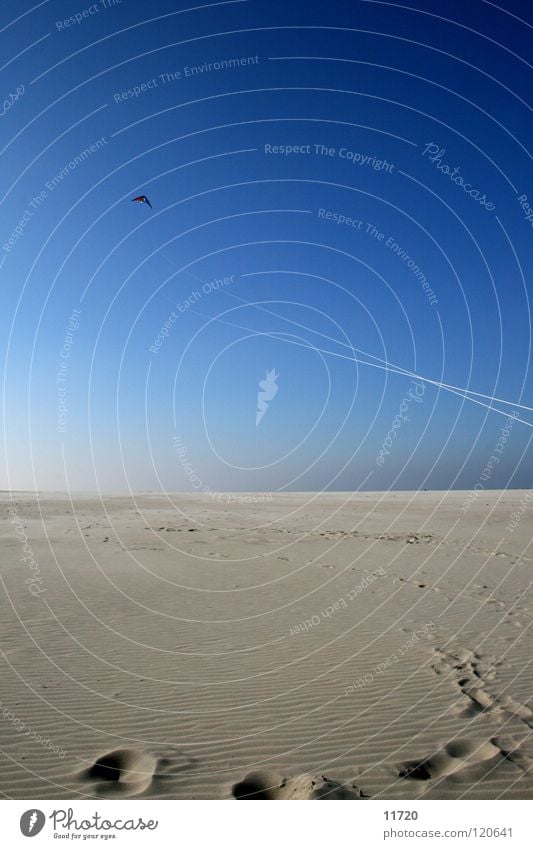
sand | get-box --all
[0,490,531,800]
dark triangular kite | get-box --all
[131,195,152,208]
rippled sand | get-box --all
[1,490,531,799]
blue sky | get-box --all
[1,0,531,492]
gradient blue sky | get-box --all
[1,0,531,492]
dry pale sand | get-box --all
[0,490,531,800]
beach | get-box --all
[1,490,531,800]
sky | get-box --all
[0,0,532,493]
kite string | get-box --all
[154,250,531,426]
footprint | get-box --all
[498,698,533,721]
[433,647,530,726]
[492,735,533,774]
[232,769,282,799]
[432,647,499,688]
[81,749,156,798]
[453,688,499,719]
[232,770,369,800]
[399,738,501,783]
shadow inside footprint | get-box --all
[83,749,156,797]
[398,761,432,781]
[89,752,124,783]
[233,770,281,799]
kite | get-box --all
[131,195,152,208]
